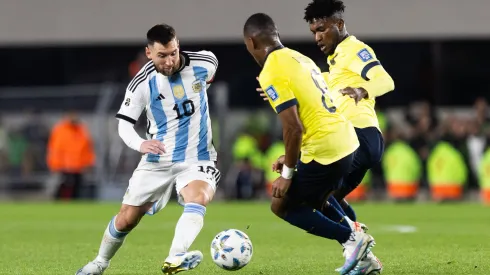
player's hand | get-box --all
[256,77,268,101]
[339,87,368,105]
[272,155,285,173]
[140,140,166,155]
[271,176,292,198]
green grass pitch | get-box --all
[0,201,489,274]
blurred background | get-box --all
[1,0,490,205]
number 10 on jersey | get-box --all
[173,100,195,119]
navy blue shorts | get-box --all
[336,127,384,198]
[287,153,354,206]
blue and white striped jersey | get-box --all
[116,50,218,163]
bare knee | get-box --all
[115,203,152,231]
[180,180,214,206]
[270,197,287,218]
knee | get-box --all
[270,200,287,219]
[181,181,214,206]
[184,191,211,206]
[115,208,143,231]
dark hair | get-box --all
[304,0,346,23]
[147,24,176,45]
[243,13,278,37]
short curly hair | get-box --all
[304,0,346,23]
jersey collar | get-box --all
[264,44,285,64]
[327,35,353,65]
[174,51,191,74]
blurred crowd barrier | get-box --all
[0,84,489,205]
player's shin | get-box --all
[168,203,206,256]
[283,204,352,243]
[320,196,353,231]
[95,216,130,263]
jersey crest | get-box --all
[357,48,373,62]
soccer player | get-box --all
[304,0,395,273]
[76,24,220,275]
[243,13,376,274]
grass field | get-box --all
[0,201,489,275]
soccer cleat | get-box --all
[347,252,383,275]
[336,232,376,275]
[162,250,203,274]
[75,260,109,275]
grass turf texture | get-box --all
[0,202,488,274]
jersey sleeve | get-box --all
[115,84,147,124]
[346,45,394,99]
[196,50,218,84]
[259,73,297,114]
[346,46,380,80]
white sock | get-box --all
[95,216,129,263]
[168,203,206,256]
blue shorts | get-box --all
[340,127,384,193]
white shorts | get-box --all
[122,159,220,215]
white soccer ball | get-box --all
[210,229,253,271]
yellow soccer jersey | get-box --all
[259,46,359,165]
[323,36,394,130]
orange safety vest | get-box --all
[47,119,95,173]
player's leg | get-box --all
[76,166,173,275]
[333,127,385,222]
[271,155,375,274]
[162,161,220,274]
[271,195,354,242]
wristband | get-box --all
[281,165,294,179]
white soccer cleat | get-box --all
[347,252,383,275]
[336,231,376,275]
[75,260,109,275]
[161,250,203,274]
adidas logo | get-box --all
[156,94,165,101]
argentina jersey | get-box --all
[116,50,218,163]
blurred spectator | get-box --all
[128,51,148,79]
[383,127,422,201]
[478,131,490,204]
[20,109,49,173]
[474,97,490,134]
[466,118,486,186]
[427,118,468,201]
[47,112,95,200]
[0,116,9,172]
[228,131,265,199]
[7,129,29,175]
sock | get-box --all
[95,216,130,263]
[283,205,352,244]
[168,203,206,256]
[322,198,351,230]
[342,201,357,222]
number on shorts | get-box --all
[198,165,221,184]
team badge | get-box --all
[265,85,279,101]
[192,79,204,93]
[172,85,185,99]
[357,48,373,62]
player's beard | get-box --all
[158,65,177,76]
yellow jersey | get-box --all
[259,46,359,165]
[323,36,394,131]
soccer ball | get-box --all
[210,229,253,271]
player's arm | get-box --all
[199,51,218,87]
[345,47,395,100]
[278,106,303,170]
[116,85,164,154]
[260,76,303,171]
